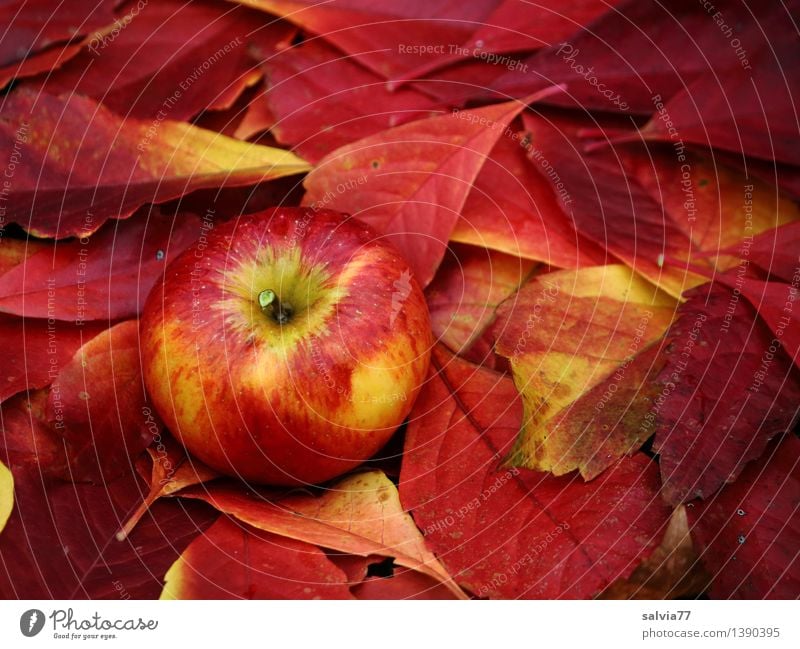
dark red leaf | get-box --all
[0,466,215,598]
[0,210,201,321]
[520,111,799,298]
[0,316,106,404]
[244,39,440,163]
[653,282,800,504]
[0,0,117,70]
[37,1,294,120]
[687,435,800,598]
[236,0,498,80]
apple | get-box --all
[140,207,432,485]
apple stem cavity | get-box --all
[259,288,293,325]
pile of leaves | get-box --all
[1,0,798,599]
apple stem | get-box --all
[259,289,293,324]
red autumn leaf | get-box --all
[0,0,117,85]
[489,0,782,113]
[181,470,466,598]
[302,96,556,286]
[117,437,219,542]
[0,466,215,599]
[632,5,800,166]
[0,210,201,322]
[160,515,354,599]
[0,237,47,274]
[399,0,623,84]
[400,346,672,598]
[464,0,622,55]
[426,243,535,357]
[235,0,498,80]
[450,123,606,268]
[46,320,155,482]
[739,221,800,283]
[36,0,294,121]
[0,316,107,404]
[0,41,85,90]
[653,281,800,504]
[599,505,709,599]
[520,111,799,297]
[242,39,441,163]
[720,275,800,371]
[0,88,309,238]
[0,391,67,478]
[492,264,677,479]
[687,435,800,598]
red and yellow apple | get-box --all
[140,208,431,485]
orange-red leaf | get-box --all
[182,470,466,598]
[46,321,154,482]
[303,96,556,285]
[427,244,535,356]
[0,88,309,238]
[0,210,201,321]
[451,125,606,267]
[160,516,354,600]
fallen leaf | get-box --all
[0,88,309,238]
[160,516,354,599]
[400,346,672,598]
[687,435,800,598]
[246,39,440,163]
[738,221,800,283]
[0,466,215,598]
[599,505,708,599]
[117,438,219,542]
[427,243,536,356]
[303,95,557,285]
[0,40,85,89]
[653,281,800,504]
[0,0,117,75]
[0,210,202,321]
[493,264,677,478]
[0,391,67,478]
[0,316,106,404]
[488,0,780,113]
[46,320,155,482]
[521,112,799,297]
[633,4,800,165]
[234,0,498,79]
[0,459,12,534]
[451,125,607,267]
[37,0,293,120]
[181,469,467,598]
